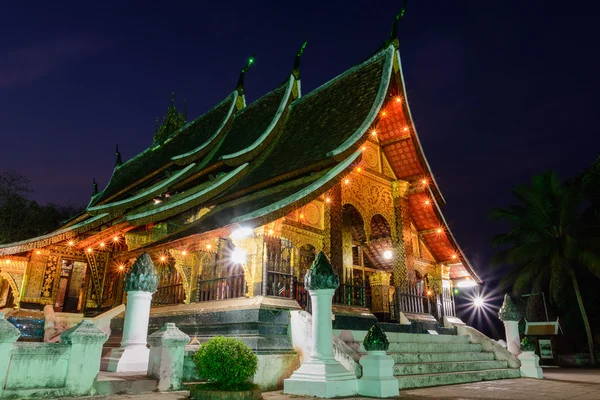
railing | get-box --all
[266,271,293,298]
[333,283,365,307]
[442,286,456,317]
[152,283,185,306]
[397,283,427,314]
[195,274,246,302]
[294,281,312,313]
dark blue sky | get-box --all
[2,1,599,323]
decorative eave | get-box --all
[0,213,111,256]
[91,92,237,207]
[86,163,198,216]
[220,75,295,166]
[125,163,249,226]
[171,92,239,165]
[327,46,394,161]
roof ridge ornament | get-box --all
[92,178,98,196]
[115,144,122,167]
[236,54,255,95]
[383,0,408,50]
[292,39,308,79]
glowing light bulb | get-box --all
[425,200,430,205]
[5,260,10,264]
[119,265,124,271]
[100,242,105,247]
[361,146,366,151]
[357,167,362,172]
[231,248,246,264]
[113,236,119,242]
[395,97,402,103]
[268,229,274,235]
[299,213,304,219]
[68,241,74,246]
[422,179,427,185]
[451,254,457,259]
[87,248,93,253]
[403,126,409,132]
[206,244,212,250]
[160,256,166,262]
[426,290,432,296]
[383,250,393,260]
[371,130,377,136]
[453,288,459,295]
[182,250,187,256]
[325,197,331,203]
[36,250,41,255]
[436,228,442,234]
[381,111,387,117]
[474,297,484,307]
[344,179,350,184]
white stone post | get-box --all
[518,351,543,379]
[62,320,109,395]
[0,313,20,398]
[357,325,398,398]
[498,294,522,357]
[284,252,357,398]
[102,252,158,372]
[147,323,190,391]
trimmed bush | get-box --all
[193,336,258,389]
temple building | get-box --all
[0,26,483,346]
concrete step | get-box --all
[390,351,495,364]
[397,368,521,389]
[352,341,483,353]
[94,372,158,395]
[394,360,509,376]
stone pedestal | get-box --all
[358,351,398,397]
[102,253,158,373]
[0,312,20,398]
[284,253,357,398]
[519,351,543,379]
[498,294,521,357]
[148,323,190,391]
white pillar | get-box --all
[101,252,158,373]
[284,252,357,398]
[121,291,153,348]
[503,320,520,356]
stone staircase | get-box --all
[342,331,520,389]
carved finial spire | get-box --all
[115,144,122,167]
[304,252,340,290]
[170,91,175,106]
[384,1,408,49]
[183,99,187,123]
[236,54,256,95]
[92,178,98,196]
[155,117,160,134]
[293,39,308,79]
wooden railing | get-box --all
[195,274,246,302]
[152,283,185,306]
[397,283,428,314]
[266,271,293,298]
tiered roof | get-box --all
[0,37,480,284]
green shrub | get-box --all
[193,336,258,389]
[521,336,536,352]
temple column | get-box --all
[102,252,158,372]
[324,184,343,277]
[498,294,522,356]
[284,252,357,398]
[390,180,413,314]
[370,271,392,320]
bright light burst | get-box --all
[456,285,504,339]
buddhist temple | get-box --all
[0,16,520,391]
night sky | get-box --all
[2,1,599,335]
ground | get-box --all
[65,369,600,400]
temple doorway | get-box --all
[54,260,87,313]
[196,238,246,302]
[153,254,185,306]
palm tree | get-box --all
[491,172,600,365]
